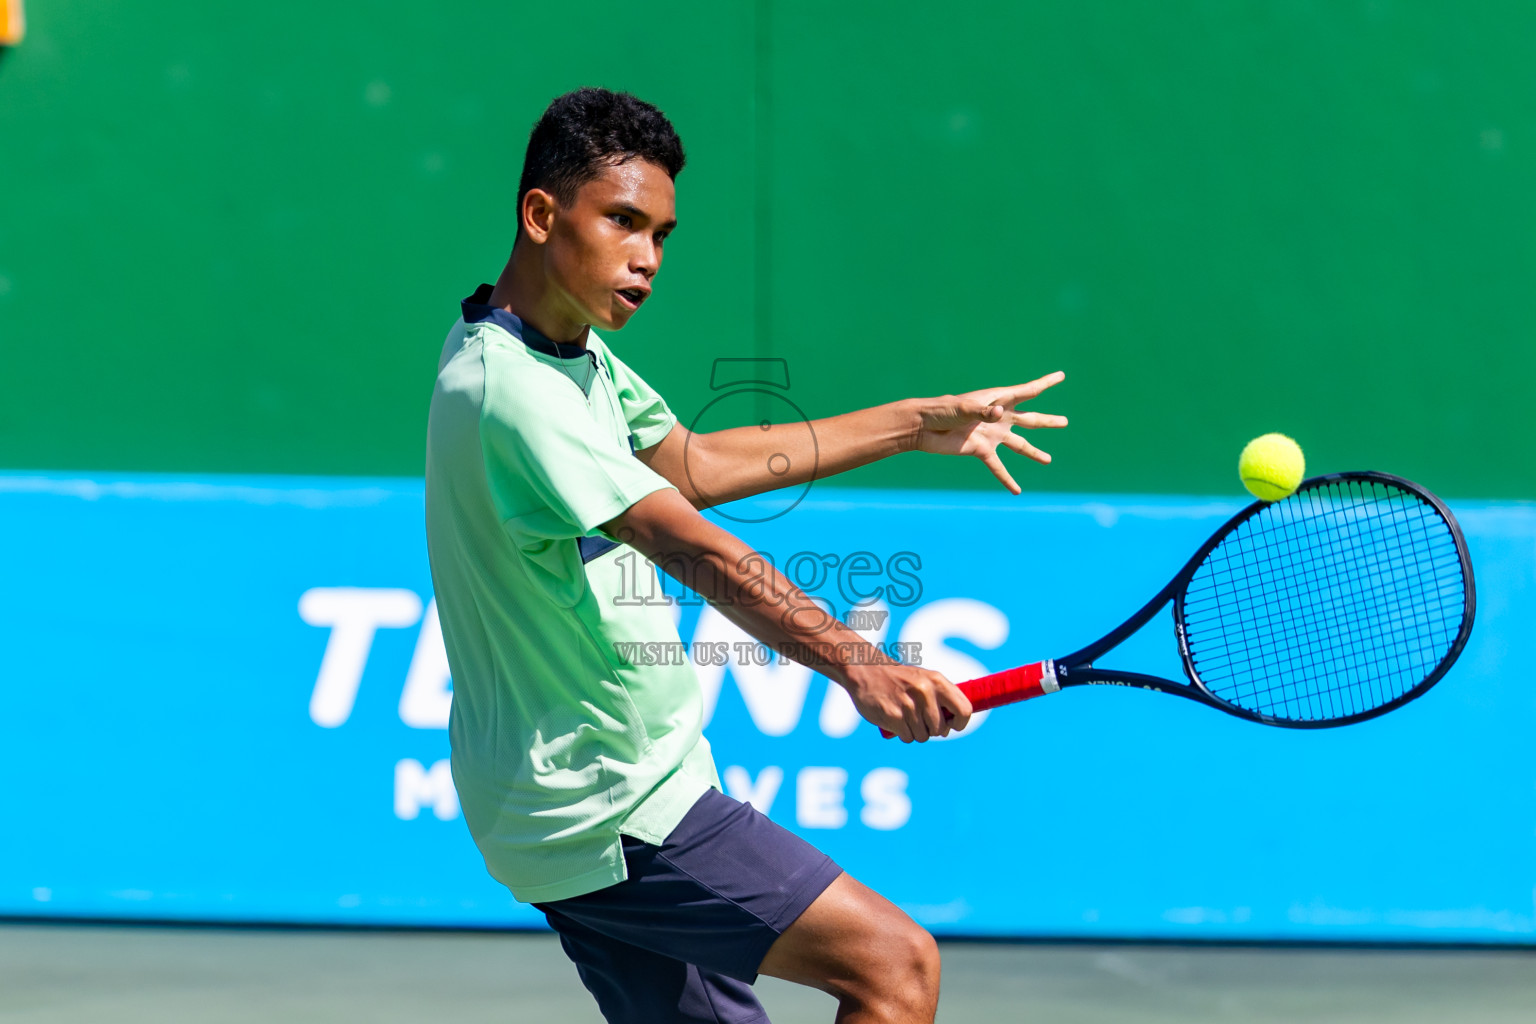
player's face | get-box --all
[543,159,677,331]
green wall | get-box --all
[2,2,1532,498]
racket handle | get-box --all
[879,660,1058,738]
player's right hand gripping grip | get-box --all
[879,660,1058,738]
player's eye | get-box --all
[609,213,633,229]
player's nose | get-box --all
[630,241,660,278]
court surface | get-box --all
[3,923,1534,1022]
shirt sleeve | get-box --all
[602,343,678,450]
[480,346,676,550]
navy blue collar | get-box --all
[461,283,591,360]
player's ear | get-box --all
[520,187,558,244]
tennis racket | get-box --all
[882,471,1475,735]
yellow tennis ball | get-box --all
[1239,433,1305,501]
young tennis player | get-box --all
[424,87,1065,1024]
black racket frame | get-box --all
[1047,471,1477,728]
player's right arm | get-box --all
[602,488,972,742]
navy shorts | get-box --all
[534,787,844,1024]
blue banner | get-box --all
[2,471,1532,942]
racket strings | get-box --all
[1193,505,1397,718]
[1196,484,1459,718]
[1180,478,1467,722]
[1211,488,1452,718]
[1182,543,1461,683]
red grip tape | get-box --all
[958,661,1050,711]
[878,660,1054,737]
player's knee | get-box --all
[902,925,941,1001]
[848,921,940,1022]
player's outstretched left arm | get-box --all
[636,370,1067,505]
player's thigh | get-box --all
[546,908,765,1024]
[757,871,939,998]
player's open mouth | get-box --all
[616,288,647,309]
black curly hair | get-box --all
[517,88,686,211]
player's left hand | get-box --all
[913,371,1068,493]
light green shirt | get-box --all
[424,290,718,903]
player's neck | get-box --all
[488,249,591,349]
